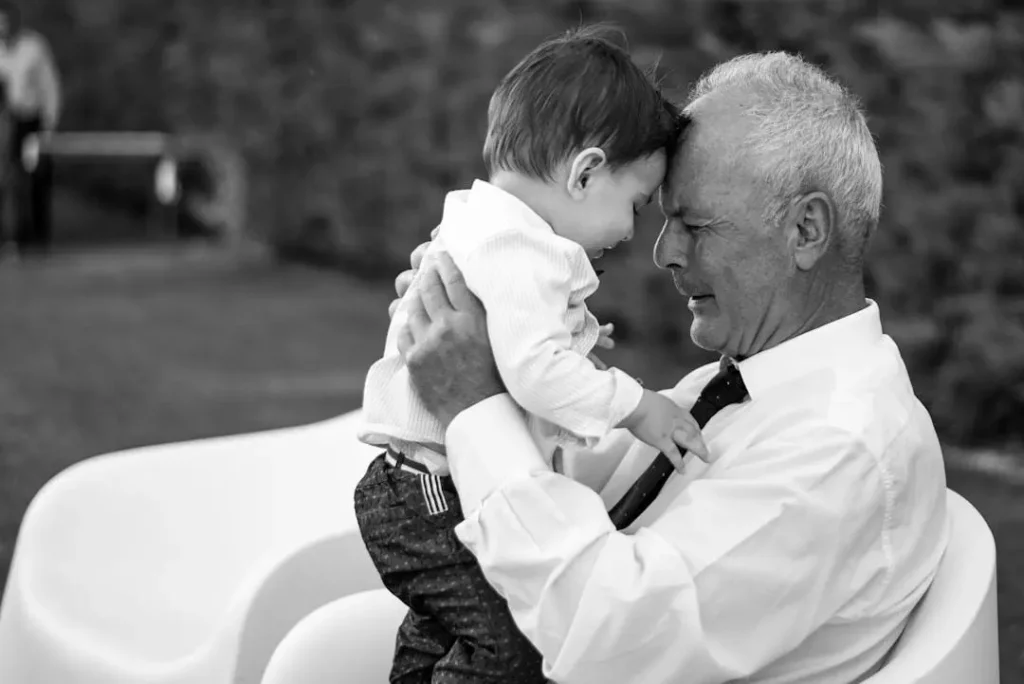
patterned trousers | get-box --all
[354,451,547,683]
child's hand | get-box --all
[619,390,709,471]
[588,352,609,370]
[596,322,615,350]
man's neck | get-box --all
[796,278,867,336]
[735,275,867,362]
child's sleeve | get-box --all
[459,229,644,439]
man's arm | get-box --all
[448,410,883,683]
[31,34,61,130]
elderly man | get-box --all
[392,52,948,683]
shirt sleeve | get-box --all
[457,229,643,437]
[31,35,61,129]
[447,397,883,684]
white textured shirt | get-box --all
[0,31,61,127]
[360,180,644,473]
[447,300,949,684]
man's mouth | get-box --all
[688,294,714,310]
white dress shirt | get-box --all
[360,180,644,473]
[447,300,949,683]
[0,30,61,127]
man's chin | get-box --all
[689,319,724,354]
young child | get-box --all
[355,27,702,683]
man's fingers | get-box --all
[673,426,710,463]
[599,323,614,336]
[404,289,432,338]
[432,252,479,313]
[431,251,477,313]
[595,336,615,350]
[390,269,415,320]
[396,322,415,362]
[395,269,415,299]
[417,262,454,320]
[411,241,430,270]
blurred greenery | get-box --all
[20,0,1024,446]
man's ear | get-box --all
[789,191,834,271]
[567,147,607,199]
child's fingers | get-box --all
[588,353,609,370]
[599,322,614,336]
[660,442,687,473]
[595,336,615,350]
[673,426,710,463]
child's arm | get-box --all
[459,230,708,462]
[457,228,640,438]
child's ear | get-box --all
[567,147,608,199]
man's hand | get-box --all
[389,227,439,318]
[397,252,505,427]
[596,322,615,351]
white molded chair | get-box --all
[260,489,1000,684]
[261,588,406,684]
[0,411,383,684]
[864,489,999,683]
[0,408,1001,684]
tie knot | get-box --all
[698,362,748,410]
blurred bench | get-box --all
[20,131,183,236]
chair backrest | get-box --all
[261,588,406,684]
[864,489,999,683]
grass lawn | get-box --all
[0,245,1021,681]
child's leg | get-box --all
[354,451,546,684]
[356,454,450,682]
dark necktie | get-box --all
[608,361,749,530]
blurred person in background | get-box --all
[0,0,60,257]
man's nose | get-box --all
[653,220,689,270]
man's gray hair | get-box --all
[686,52,883,265]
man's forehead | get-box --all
[662,96,755,213]
[661,143,707,212]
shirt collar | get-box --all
[467,179,554,235]
[734,299,882,400]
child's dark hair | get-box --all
[483,25,682,180]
